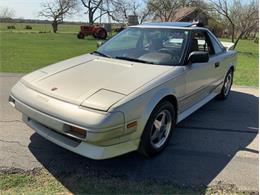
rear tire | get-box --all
[139,101,176,157]
[216,69,233,100]
[96,29,107,40]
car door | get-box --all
[207,31,227,87]
[181,30,216,111]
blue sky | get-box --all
[0,0,87,22]
[0,0,251,22]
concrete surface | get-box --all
[0,73,258,192]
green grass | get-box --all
[0,170,64,194]
[0,32,97,72]
[0,169,252,194]
[232,39,259,86]
[0,31,258,86]
[0,22,80,33]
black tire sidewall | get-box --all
[98,29,107,39]
[140,101,176,157]
[77,32,85,39]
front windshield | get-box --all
[97,27,189,65]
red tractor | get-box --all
[77,25,107,40]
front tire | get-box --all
[139,101,176,157]
[77,32,85,39]
[217,69,233,100]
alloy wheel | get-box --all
[150,109,172,149]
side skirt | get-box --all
[177,92,218,123]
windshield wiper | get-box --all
[115,56,154,64]
[91,51,111,58]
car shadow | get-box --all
[29,90,259,193]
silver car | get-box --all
[9,22,236,159]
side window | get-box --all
[208,33,224,54]
[190,31,214,55]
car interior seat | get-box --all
[149,38,163,51]
[191,38,199,52]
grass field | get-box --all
[0,32,97,72]
[0,169,252,194]
[0,22,80,33]
[231,39,259,86]
[0,31,258,86]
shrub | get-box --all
[7,25,16,29]
[25,25,32,30]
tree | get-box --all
[0,7,15,19]
[231,0,258,48]
[146,0,209,22]
[210,0,258,48]
[39,0,77,33]
[108,0,151,24]
[209,0,236,42]
[178,0,208,9]
[108,0,130,23]
[81,0,107,24]
[147,0,181,22]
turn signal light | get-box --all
[127,121,138,129]
[8,96,15,107]
[68,126,87,139]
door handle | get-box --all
[215,62,220,68]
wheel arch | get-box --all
[156,95,178,121]
[137,91,178,153]
[137,89,178,139]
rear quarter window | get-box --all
[208,33,225,54]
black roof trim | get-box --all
[138,21,204,28]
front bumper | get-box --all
[22,112,139,160]
[9,82,139,159]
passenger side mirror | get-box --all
[188,51,209,63]
[97,40,106,48]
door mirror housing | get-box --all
[97,40,106,48]
[188,51,209,63]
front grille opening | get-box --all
[39,123,81,146]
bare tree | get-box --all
[231,0,258,48]
[108,0,130,23]
[81,0,108,24]
[147,0,181,22]
[0,7,15,18]
[209,0,236,42]
[138,7,152,24]
[178,0,208,9]
[39,0,77,33]
[108,0,151,24]
[210,0,258,48]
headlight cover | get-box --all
[81,89,125,111]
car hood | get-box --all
[21,54,172,110]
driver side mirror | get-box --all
[188,51,209,63]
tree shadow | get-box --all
[29,90,258,193]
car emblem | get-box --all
[51,87,58,91]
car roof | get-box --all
[139,22,194,27]
[133,22,206,30]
